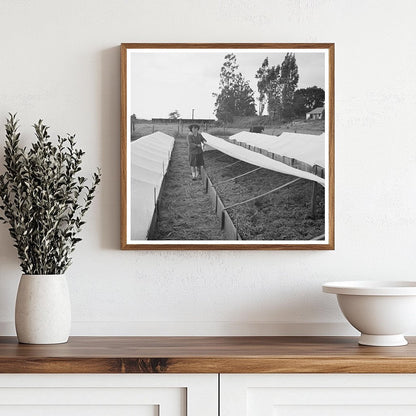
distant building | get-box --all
[306,107,324,120]
[151,118,216,125]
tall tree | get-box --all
[255,58,269,116]
[280,53,299,118]
[213,54,256,122]
[168,110,180,119]
[255,57,282,119]
[265,64,282,120]
[255,53,299,120]
[130,114,137,132]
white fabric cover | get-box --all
[130,132,174,240]
[201,132,325,186]
[230,131,325,168]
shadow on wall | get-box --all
[100,47,121,250]
[228,285,341,335]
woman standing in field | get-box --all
[187,124,206,180]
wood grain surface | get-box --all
[0,336,415,374]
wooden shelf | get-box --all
[0,336,416,373]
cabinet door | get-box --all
[0,374,217,416]
[221,374,416,416]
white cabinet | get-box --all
[4,373,416,415]
[221,374,416,416]
[0,374,218,416]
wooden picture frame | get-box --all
[121,43,334,250]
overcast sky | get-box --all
[130,50,326,120]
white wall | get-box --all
[0,0,415,336]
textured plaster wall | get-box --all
[0,0,415,335]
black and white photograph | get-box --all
[121,44,334,249]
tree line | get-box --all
[213,53,324,123]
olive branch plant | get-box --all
[0,114,101,275]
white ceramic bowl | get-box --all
[323,281,416,346]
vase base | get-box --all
[358,333,407,347]
[17,338,69,345]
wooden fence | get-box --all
[202,168,242,240]
[225,138,325,179]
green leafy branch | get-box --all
[0,113,101,274]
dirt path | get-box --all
[148,135,225,240]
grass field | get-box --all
[138,121,325,241]
[147,134,225,240]
[132,122,182,140]
[132,118,324,141]
[208,118,324,139]
[203,151,325,240]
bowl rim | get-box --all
[322,281,416,296]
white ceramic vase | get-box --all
[15,274,71,344]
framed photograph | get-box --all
[121,43,334,250]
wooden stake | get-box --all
[310,166,318,219]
